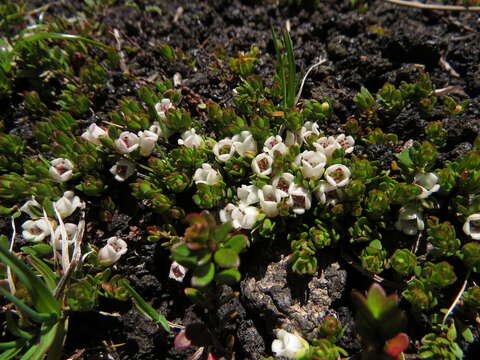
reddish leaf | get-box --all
[384,333,409,357]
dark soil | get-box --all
[8,0,480,359]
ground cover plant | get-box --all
[1,0,480,359]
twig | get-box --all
[294,57,327,106]
[442,269,471,325]
[384,0,480,11]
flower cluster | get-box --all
[212,125,354,230]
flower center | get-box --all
[330,169,345,183]
[258,158,269,172]
[277,178,290,193]
[292,194,305,208]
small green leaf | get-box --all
[21,244,53,258]
[215,268,241,285]
[191,262,215,288]
[225,234,249,253]
[214,248,240,268]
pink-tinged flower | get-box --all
[272,173,295,198]
[287,186,312,215]
[263,135,288,156]
[138,130,158,157]
[54,191,81,218]
[81,123,107,145]
[154,98,174,119]
[258,185,281,217]
[115,131,139,154]
[49,158,74,183]
[313,136,341,159]
[463,214,480,240]
[271,329,309,359]
[237,184,259,206]
[324,164,351,188]
[110,158,136,182]
[193,163,221,185]
[178,128,203,149]
[169,261,187,282]
[98,237,128,266]
[414,172,440,199]
[252,153,273,176]
[213,138,235,162]
[22,219,52,242]
[395,204,424,236]
[233,131,257,156]
[299,150,327,179]
[335,134,355,154]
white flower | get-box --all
[313,136,341,159]
[463,214,480,241]
[335,134,355,154]
[233,131,257,156]
[138,130,158,157]
[299,151,327,179]
[285,131,301,146]
[300,121,320,143]
[395,204,425,236]
[110,158,136,182]
[237,184,259,206]
[169,261,187,282]
[324,164,351,188]
[272,173,295,198]
[149,121,163,136]
[52,223,77,250]
[22,219,52,242]
[155,98,174,119]
[314,180,338,205]
[213,138,235,162]
[263,135,288,156]
[193,163,221,186]
[271,329,309,360]
[81,123,107,145]
[231,203,260,230]
[219,203,237,224]
[258,185,281,217]
[252,153,273,176]
[115,131,139,154]
[20,197,42,219]
[414,172,440,199]
[98,237,128,266]
[55,191,81,219]
[178,128,203,149]
[287,186,312,215]
[49,158,74,183]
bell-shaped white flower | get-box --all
[463,214,480,240]
[271,329,309,360]
[414,172,440,199]
[314,180,338,205]
[258,185,281,217]
[213,138,235,162]
[52,223,77,250]
[22,219,52,242]
[324,164,351,188]
[263,135,288,157]
[299,151,327,180]
[81,123,107,145]
[149,121,163,136]
[178,128,203,149]
[20,197,42,219]
[335,134,355,154]
[49,158,74,183]
[231,203,260,230]
[193,163,221,185]
[155,98,174,119]
[169,261,187,282]
[287,186,312,215]
[237,184,259,206]
[313,136,341,159]
[138,130,158,157]
[219,203,238,224]
[272,173,295,198]
[98,237,128,266]
[300,121,320,143]
[55,191,81,219]
[252,153,273,176]
[233,131,257,156]
[110,158,136,182]
[395,204,425,236]
[115,131,139,154]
